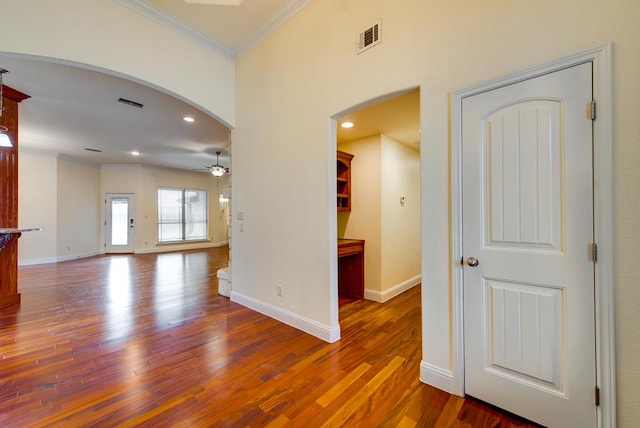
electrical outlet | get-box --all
[277,285,284,297]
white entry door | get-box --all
[105,194,135,253]
[462,63,596,427]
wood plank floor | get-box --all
[0,247,538,427]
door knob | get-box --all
[465,257,479,267]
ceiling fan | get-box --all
[195,151,229,176]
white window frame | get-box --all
[157,187,209,244]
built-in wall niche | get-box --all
[337,150,353,211]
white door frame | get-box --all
[105,193,135,253]
[451,45,615,427]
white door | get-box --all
[105,194,135,253]
[462,63,596,427]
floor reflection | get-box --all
[153,251,209,328]
[106,256,133,340]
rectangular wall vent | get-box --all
[118,98,144,109]
[357,21,381,54]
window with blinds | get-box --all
[158,187,208,243]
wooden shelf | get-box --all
[337,150,354,211]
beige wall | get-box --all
[338,135,421,299]
[5,0,640,424]
[5,0,234,265]
[101,165,145,250]
[0,0,235,126]
[17,155,228,264]
[18,151,101,264]
[380,136,421,293]
[234,0,640,424]
[102,164,230,253]
[338,136,381,294]
[18,149,58,264]
[57,155,101,260]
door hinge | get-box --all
[590,101,596,120]
[592,243,598,262]
[595,386,600,406]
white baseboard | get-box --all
[420,361,463,396]
[134,240,228,254]
[18,242,229,266]
[18,256,58,266]
[364,275,421,303]
[57,251,101,263]
[230,290,341,343]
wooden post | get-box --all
[0,84,30,308]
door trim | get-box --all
[105,193,135,254]
[451,44,614,427]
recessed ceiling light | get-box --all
[183,116,195,123]
[341,121,354,129]
[131,151,140,156]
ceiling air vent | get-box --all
[118,98,144,109]
[357,21,381,54]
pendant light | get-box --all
[210,151,225,177]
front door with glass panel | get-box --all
[105,194,135,253]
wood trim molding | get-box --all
[2,85,31,103]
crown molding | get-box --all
[113,0,236,60]
[113,0,313,59]
[236,0,314,57]
[2,85,31,102]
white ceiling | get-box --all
[1,0,419,173]
[337,89,421,149]
[1,55,231,171]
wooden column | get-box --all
[0,85,30,308]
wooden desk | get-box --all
[338,239,365,299]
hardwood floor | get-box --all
[0,247,538,427]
